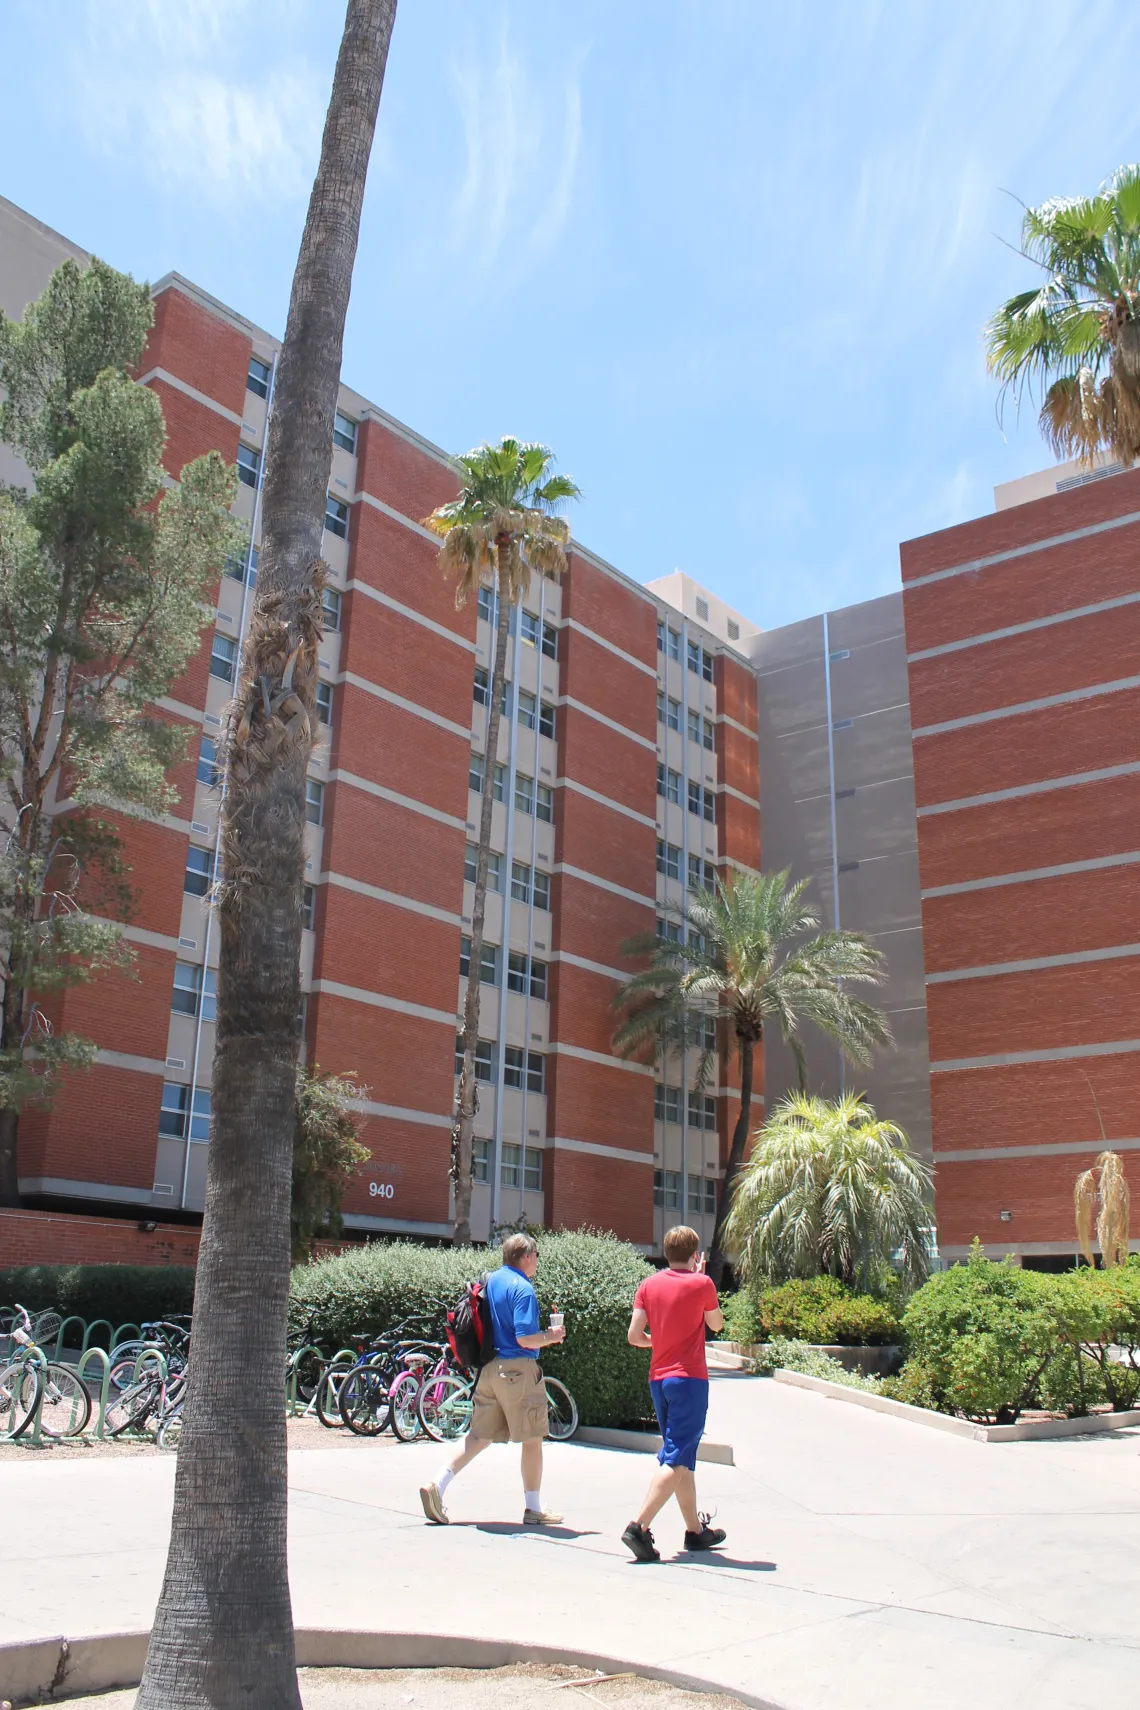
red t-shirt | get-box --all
[633,1267,720,1381]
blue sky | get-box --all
[3,1,1138,628]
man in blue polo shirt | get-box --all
[420,1232,565,1526]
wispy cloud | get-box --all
[446,26,585,289]
[68,0,325,205]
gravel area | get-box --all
[0,1414,399,1462]
[52,1663,750,1708]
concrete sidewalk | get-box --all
[3,1374,1140,1709]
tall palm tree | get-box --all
[613,871,891,1287]
[723,1091,933,1293]
[136,6,397,1707]
[425,438,579,1245]
[985,164,1140,465]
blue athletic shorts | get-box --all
[649,1377,709,1470]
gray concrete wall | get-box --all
[751,592,932,1162]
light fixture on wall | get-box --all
[137,1220,157,1233]
[999,1210,1013,1223]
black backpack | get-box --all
[447,1278,496,1372]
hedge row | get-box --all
[290,1229,654,1428]
[0,1263,195,1334]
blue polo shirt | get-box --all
[486,1263,540,1360]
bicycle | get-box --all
[105,1354,186,1442]
[416,1362,578,1445]
[0,1304,91,1440]
[335,1316,447,1438]
[286,1311,332,1409]
[109,1319,190,1391]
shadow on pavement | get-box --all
[465,1521,601,1540]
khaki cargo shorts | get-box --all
[471,1356,548,1444]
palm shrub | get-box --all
[725,1092,932,1293]
[290,1229,652,1427]
[985,163,1140,466]
[614,870,891,1287]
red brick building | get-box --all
[1,199,761,1257]
[902,466,1140,1261]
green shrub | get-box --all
[878,1360,940,1410]
[719,1289,757,1344]
[756,1336,881,1392]
[751,1275,902,1346]
[0,1264,195,1339]
[290,1229,653,1428]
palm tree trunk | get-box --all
[707,1036,754,1289]
[0,976,25,1206]
[136,8,395,1707]
[454,548,512,1244]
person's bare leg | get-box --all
[672,1466,701,1532]
[447,1434,492,1477]
[636,1465,681,1528]
[520,1437,543,1495]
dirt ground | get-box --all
[51,1663,752,1709]
[0,1413,398,1462]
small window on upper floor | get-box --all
[305,778,325,826]
[322,588,342,633]
[333,411,358,454]
[210,633,237,682]
[247,356,271,399]
[236,444,260,488]
[702,648,714,683]
[667,628,681,662]
[539,700,556,740]
[518,690,537,731]
[325,494,349,540]
[315,681,333,727]
[302,884,315,931]
[657,620,666,653]
[703,716,715,751]
[224,543,257,586]
[198,736,219,788]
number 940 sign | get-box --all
[368,1180,395,1200]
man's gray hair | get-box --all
[502,1231,538,1267]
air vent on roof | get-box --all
[832,718,853,730]
[726,619,739,640]
[695,597,709,621]
[829,648,850,662]
[178,936,197,949]
[835,788,856,800]
[838,861,860,873]
[1056,462,1124,493]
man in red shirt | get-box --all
[622,1224,726,1563]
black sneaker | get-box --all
[621,1521,661,1563]
[683,1513,727,1551]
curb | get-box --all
[0,1628,780,1709]
[574,1425,735,1464]
[773,1369,1140,1442]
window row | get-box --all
[655,918,708,956]
[654,1171,718,1214]
[208,595,340,684]
[656,766,716,823]
[473,672,556,736]
[468,753,553,822]
[654,1085,719,1130]
[656,694,715,749]
[463,844,551,910]
[454,1038,546,1092]
[458,938,548,999]
[246,359,360,458]
[476,588,558,658]
[472,1140,544,1190]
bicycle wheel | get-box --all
[108,1347,145,1390]
[38,1364,91,1438]
[315,1360,352,1429]
[0,1361,40,1438]
[545,1376,578,1441]
[418,1372,473,1443]
[105,1377,160,1438]
[389,1370,424,1442]
[338,1367,391,1436]
[291,1345,325,1405]
[157,1405,183,1452]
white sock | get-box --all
[524,1488,541,1511]
[436,1468,455,1495]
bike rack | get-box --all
[55,1315,87,1361]
[76,1347,113,1441]
[82,1319,115,1354]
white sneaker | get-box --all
[420,1482,449,1524]
[523,1506,563,1526]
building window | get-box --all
[688,853,716,891]
[172,961,216,1022]
[469,752,485,794]
[324,495,349,539]
[504,1046,544,1093]
[656,916,683,944]
[519,611,558,658]
[511,861,532,904]
[236,444,260,488]
[666,697,681,732]
[455,1036,497,1083]
[473,1138,490,1183]
[656,840,681,881]
[688,1090,718,1131]
[333,410,358,454]
[247,356,271,399]
[688,709,715,750]
[493,763,506,803]
[301,884,315,930]
[664,768,681,805]
[703,716,715,750]
[315,681,333,727]
[699,1013,717,1051]
[473,667,490,707]
[541,620,558,659]
[533,868,550,911]
[536,782,553,823]
[305,779,325,825]
[518,689,537,730]
[539,700,556,740]
[515,773,535,815]
[210,633,237,682]
[687,706,701,745]
[687,639,701,675]
[502,1144,543,1191]
[224,544,257,585]
[688,781,715,823]
[464,843,503,893]
[667,629,681,662]
[184,846,215,897]
[322,588,342,632]
[508,951,547,999]
[657,620,665,654]
[689,1175,718,1214]
[702,648,714,683]
[159,1082,211,1142]
[654,1083,682,1124]
[654,1169,681,1210]
[657,689,665,723]
[197,736,219,788]
[459,936,500,986]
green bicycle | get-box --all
[0,1303,91,1439]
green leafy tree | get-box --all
[425,437,579,1246]
[137,8,398,1705]
[0,257,239,1206]
[613,870,891,1287]
[724,1091,932,1293]
[985,164,1140,465]
[291,1065,371,1263]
